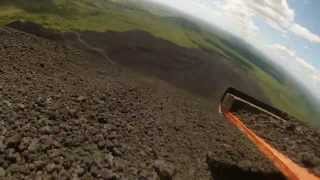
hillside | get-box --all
[0,23,286,179]
[1,0,319,126]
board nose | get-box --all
[220,88,320,180]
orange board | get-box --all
[224,112,320,180]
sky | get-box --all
[148,0,320,101]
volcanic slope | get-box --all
[7,20,268,107]
[0,25,283,179]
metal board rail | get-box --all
[220,88,320,180]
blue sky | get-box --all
[288,0,320,67]
[149,0,320,101]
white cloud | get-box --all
[147,0,226,29]
[313,74,320,81]
[303,45,310,50]
[269,44,320,99]
[269,44,315,71]
[243,0,294,29]
[148,0,320,44]
[222,0,256,33]
[290,24,320,43]
[222,0,320,44]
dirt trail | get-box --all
[71,32,115,65]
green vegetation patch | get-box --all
[0,0,199,48]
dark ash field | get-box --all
[0,22,286,179]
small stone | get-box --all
[74,165,85,176]
[114,160,125,172]
[76,96,86,102]
[46,163,56,173]
[285,124,296,132]
[0,167,5,177]
[300,152,318,167]
[97,141,106,149]
[68,108,78,117]
[97,114,110,124]
[33,161,46,169]
[7,148,17,162]
[153,160,176,180]
[8,164,26,174]
[17,88,25,94]
[104,153,114,166]
[0,136,6,151]
[36,97,46,107]
[90,165,99,177]
[6,134,22,148]
[17,103,26,110]
[18,139,28,151]
[110,147,122,157]
[295,126,304,134]
[71,175,80,180]
[40,126,51,134]
[100,168,116,179]
[35,171,44,180]
[93,97,104,104]
[28,138,40,152]
[127,124,134,132]
[238,160,252,169]
[3,100,12,107]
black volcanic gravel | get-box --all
[0,25,284,180]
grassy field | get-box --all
[0,0,317,125]
[0,0,200,48]
[195,28,317,124]
[252,66,314,123]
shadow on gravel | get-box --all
[208,160,286,180]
